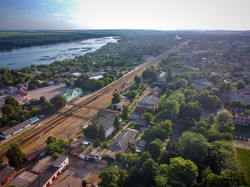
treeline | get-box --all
[1,95,65,127]
[0,31,110,51]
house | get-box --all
[112,97,130,111]
[72,72,81,77]
[136,140,147,153]
[0,164,16,185]
[110,128,139,152]
[46,80,54,86]
[30,156,54,175]
[70,78,77,86]
[90,75,103,80]
[191,78,214,92]
[29,156,69,187]
[62,88,82,101]
[156,72,166,83]
[232,115,250,126]
[0,120,31,139]
[5,86,18,94]
[222,89,250,105]
[10,171,38,187]
[79,149,115,162]
[136,95,160,112]
[95,113,117,138]
[149,87,161,96]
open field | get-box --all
[28,83,67,100]
[0,41,186,162]
[236,147,250,184]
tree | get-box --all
[113,116,121,131]
[83,124,98,139]
[2,104,15,116]
[112,92,121,104]
[122,105,129,120]
[175,78,188,89]
[179,102,202,121]
[143,112,154,123]
[98,125,106,140]
[215,110,233,133]
[236,80,246,90]
[5,97,19,107]
[50,96,66,110]
[148,138,163,161]
[6,143,26,167]
[41,102,56,115]
[162,100,180,120]
[99,167,119,187]
[167,67,174,80]
[177,131,209,168]
[134,75,141,84]
[166,157,198,187]
[46,136,56,145]
[140,158,157,186]
[39,96,46,104]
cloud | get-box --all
[55,0,64,3]
[40,2,47,5]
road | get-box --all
[0,41,187,160]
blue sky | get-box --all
[1,0,250,30]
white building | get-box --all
[156,72,166,83]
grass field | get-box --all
[236,147,250,185]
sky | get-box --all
[0,0,250,30]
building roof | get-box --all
[31,156,54,174]
[113,98,129,107]
[53,156,68,168]
[95,113,116,131]
[0,120,30,137]
[110,128,139,152]
[191,78,213,87]
[138,140,147,148]
[0,164,15,183]
[29,166,58,187]
[62,88,82,99]
[90,75,103,80]
[139,95,160,107]
[10,171,38,187]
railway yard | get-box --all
[0,41,185,162]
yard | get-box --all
[236,147,250,185]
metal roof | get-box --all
[0,120,30,137]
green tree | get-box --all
[6,143,26,167]
[39,96,46,104]
[98,125,106,140]
[5,97,19,107]
[143,112,154,123]
[148,138,163,161]
[175,78,188,89]
[50,96,66,110]
[179,102,202,121]
[167,67,174,80]
[140,158,157,186]
[215,110,233,133]
[83,124,98,139]
[166,157,198,187]
[99,167,119,187]
[134,75,141,84]
[236,80,246,90]
[112,92,121,104]
[162,100,180,120]
[2,104,15,116]
[178,131,209,168]
[122,105,129,120]
[41,102,56,115]
[113,116,121,131]
[46,136,56,145]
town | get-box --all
[0,30,250,187]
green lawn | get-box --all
[236,147,250,185]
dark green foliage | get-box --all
[113,116,121,131]
[98,125,106,140]
[179,102,202,121]
[46,136,56,145]
[122,105,129,120]
[148,138,163,161]
[143,112,154,122]
[140,158,157,186]
[134,75,141,84]
[198,90,222,109]
[83,124,98,139]
[175,78,188,89]
[112,92,121,104]
[142,66,157,82]
[41,102,57,115]
[46,139,68,158]
[50,95,66,110]
[236,80,246,90]
[6,143,26,167]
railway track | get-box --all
[0,41,186,159]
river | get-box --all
[0,37,118,69]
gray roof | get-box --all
[31,157,54,174]
[0,120,30,137]
[138,95,160,107]
[95,113,116,130]
[10,171,38,187]
[0,164,15,183]
[110,128,139,152]
[29,166,58,187]
[53,156,68,167]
